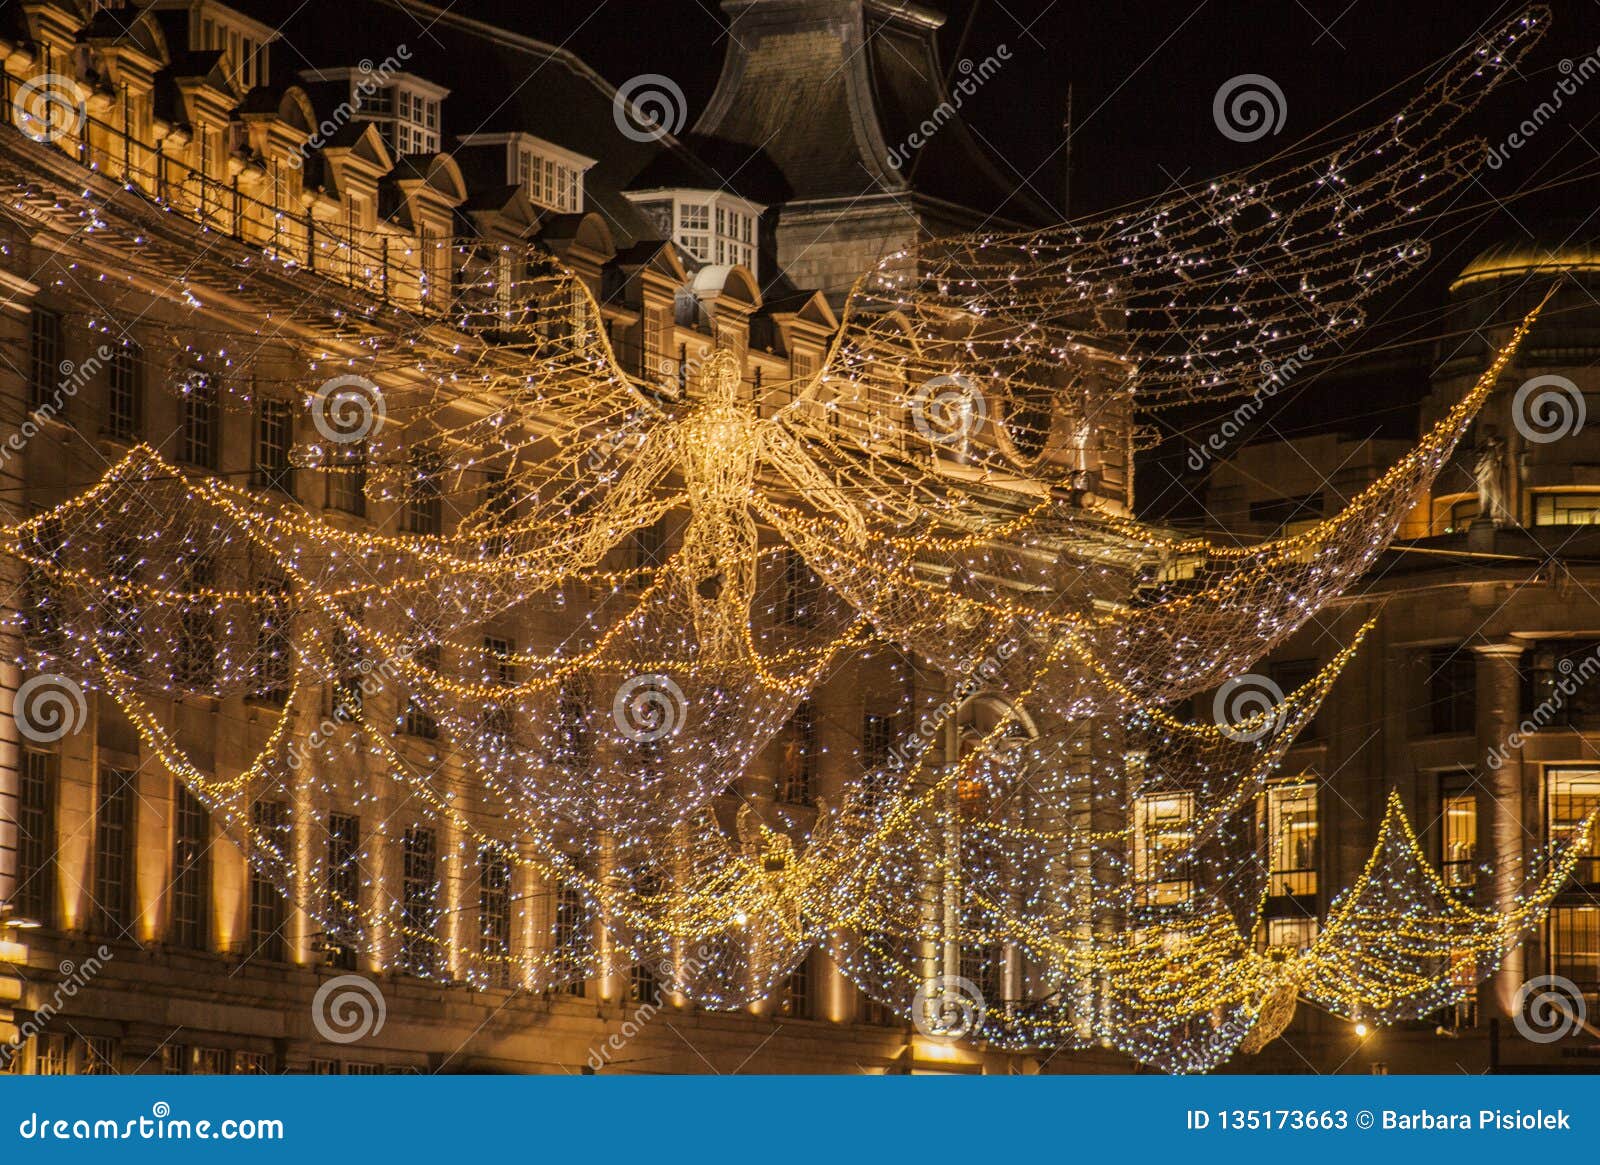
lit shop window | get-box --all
[1133,791,1194,905]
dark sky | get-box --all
[437,0,1600,239]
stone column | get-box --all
[0,268,41,912]
[1473,639,1527,1017]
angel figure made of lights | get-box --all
[571,348,867,661]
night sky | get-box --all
[442,0,1600,242]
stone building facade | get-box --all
[1201,245,1600,1073]
[0,0,1135,1076]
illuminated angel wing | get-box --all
[779,7,1548,505]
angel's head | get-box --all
[699,348,742,404]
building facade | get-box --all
[0,0,1141,1076]
[1200,246,1600,1073]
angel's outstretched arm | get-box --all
[569,428,682,565]
[759,422,868,542]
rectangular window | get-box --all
[28,309,60,413]
[171,784,210,949]
[1549,905,1600,1003]
[193,1048,229,1075]
[176,554,216,688]
[159,1044,189,1075]
[777,701,817,805]
[483,636,516,738]
[630,960,659,1004]
[553,885,589,996]
[80,1036,117,1076]
[860,711,898,806]
[325,813,359,970]
[1534,492,1600,526]
[22,518,65,656]
[1262,782,1318,898]
[1549,767,1600,885]
[331,607,364,722]
[626,517,665,590]
[404,643,440,739]
[107,341,141,440]
[93,767,136,937]
[104,534,142,670]
[780,955,811,1018]
[327,440,368,515]
[180,371,219,469]
[483,470,514,555]
[16,749,55,925]
[403,450,443,535]
[556,675,592,777]
[1440,770,1477,891]
[1427,646,1476,736]
[232,1051,271,1075]
[253,399,294,495]
[35,1033,68,1075]
[1264,916,1318,952]
[479,844,512,987]
[1132,791,1194,905]
[251,571,291,705]
[959,938,1004,1011]
[1269,658,1321,739]
[401,826,438,977]
[249,800,289,962]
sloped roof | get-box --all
[226,0,698,248]
[694,0,1050,224]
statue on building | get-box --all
[1473,427,1513,527]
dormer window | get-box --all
[302,68,449,159]
[623,189,763,277]
[152,0,278,91]
[457,133,595,215]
